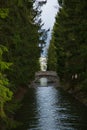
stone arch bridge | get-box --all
[30,71,59,87]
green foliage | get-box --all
[47,35,57,71]
[0,0,42,87]
[0,45,13,118]
[0,0,48,129]
[0,8,9,18]
[49,0,87,91]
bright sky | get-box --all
[41,0,59,30]
[38,0,59,56]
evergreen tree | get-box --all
[0,0,45,129]
[0,0,42,88]
[49,0,87,91]
[0,45,13,120]
[47,34,57,71]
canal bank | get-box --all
[60,82,87,107]
[15,80,87,107]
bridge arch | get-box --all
[35,71,59,85]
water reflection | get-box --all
[35,87,87,130]
[12,86,87,130]
[36,87,59,130]
[40,77,47,86]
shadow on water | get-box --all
[12,85,87,130]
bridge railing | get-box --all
[35,71,58,77]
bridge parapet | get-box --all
[35,71,59,84]
[35,71,58,77]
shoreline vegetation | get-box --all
[14,81,87,108]
[60,82,87,107]
[48,0,87,108]
[0,0,45,129]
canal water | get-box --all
[13,85,87,130]
[12,1,87,130]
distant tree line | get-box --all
[48,0,87,92]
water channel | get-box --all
[13,85,87,130]
[13,0,87,130]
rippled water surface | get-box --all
[14,86,87,130]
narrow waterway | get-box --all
[13,85,87,130]
[12,1,87,130]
